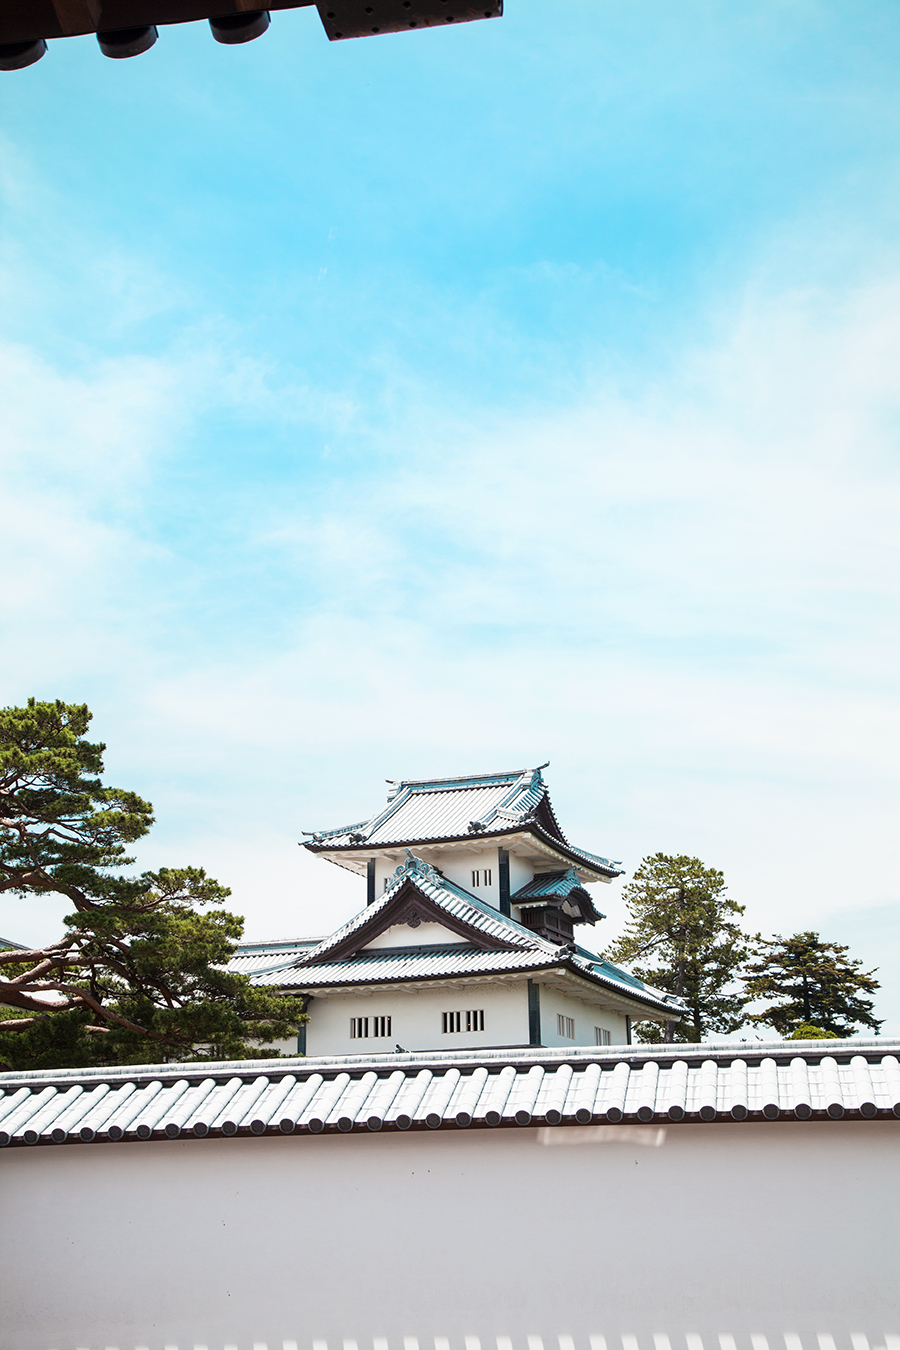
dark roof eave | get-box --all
[304,823,624,880]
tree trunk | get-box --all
[665,889,686,1043]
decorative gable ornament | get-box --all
[389,850,443,889]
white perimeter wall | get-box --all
[1,1121,897,1350]
[306,980,531,1054]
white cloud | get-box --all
[1,245,899,1030]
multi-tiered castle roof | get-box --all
[303,764,623,886]
[234,767,683,1045]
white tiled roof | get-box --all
[2,1040,898,1147]
[253,944,582,987]
[304,766,623,879]
[238,854,676,1013]
[229,939,322,978]
[258,945,678,1012]
[310,768,545,847]
[364,776,546,846]
[299,852,548,962]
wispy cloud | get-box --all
[5,248,896,1018]
[1,0,899,1029]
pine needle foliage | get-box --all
[787,1024,839,1040]
[605,853,748,1043]
[0,699,304,1071]
[744,931,881,1038]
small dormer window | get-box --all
[471,869,492,888]
[520,905,574,943]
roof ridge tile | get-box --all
[4,1039,900,1144]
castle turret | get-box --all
[233,765,682,1056]
[303,764,622,930]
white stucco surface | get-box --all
[374,846,527,909]
[362,921,466,949]
[538,986,628,1046]
[1,1120,896,1350]
[507,847,534,894]
[425,846,504,906]
[306,979,531,1054]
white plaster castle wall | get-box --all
[507,847,534,894]
[266,1034,305,1056]
[258,980,630,1057]
[536,983,629,1047]
[373,847,520,908]
[306,980,531,1055]
[363,921,465,949]
[372,844,599,910]
[373,856,399,894]
[424,846,503,905]
[2,1120,896,1350]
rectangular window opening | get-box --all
[470,869,492,888]
[350,1016,392,1039]
[442,1010,484,1034]
[595,1027,611,1046]
[557,1014,575,1040]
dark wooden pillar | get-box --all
[527,979,541,1046]
[366,858,376,906]
[498,847,510,916]
[297,995,310,1055]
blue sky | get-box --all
[2,0,899,1034]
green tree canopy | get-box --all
[787,1024,839,1040]
[605,853,748,1043]
[0,698,303,1071]
[744,931,881,1038]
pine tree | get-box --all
[0,698,303,1071]
[787,1024,839,1040]
[744,931,881,1038]
[605,853,748,1043]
